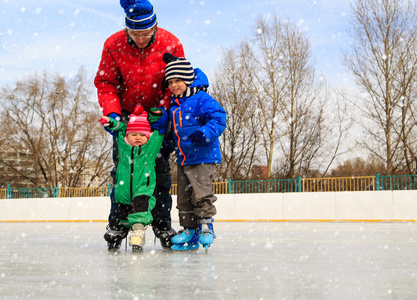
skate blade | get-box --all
[108,247,120,253]
[132,245,143,252]
[171,248,199,252]
[171,244,200,252]
[107,242,122,253]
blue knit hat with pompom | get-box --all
[120,0,157,31]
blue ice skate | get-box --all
[198,218,216,253]
[171,228,200,251]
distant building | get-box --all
[0,151,39,188]
[0,150,108,188]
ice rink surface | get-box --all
[1,221,417,299]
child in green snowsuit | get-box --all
[99,105,167,252]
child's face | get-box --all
[167,78,187,96]
[127,132,148,146]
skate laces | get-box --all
[132,229,144,237]
[200,224,216,238]
[131,225,147,238]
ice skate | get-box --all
[153,225,177,250]
[199,218,216,253]
[171,228,200,252]
[104,225,128,252]
[129,223,146,252]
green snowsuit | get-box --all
[107,120,164,228]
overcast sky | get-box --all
[0,0,352,87]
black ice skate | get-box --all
[153,225,177,250]
[104,225,129,252]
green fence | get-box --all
[1,173,417,199]
[376,174,417,191]
[228,178,301,193]
[5,184,59,199]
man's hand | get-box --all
[102,113,121,136]
[98,116,110,126]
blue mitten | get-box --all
[189,131,206,146]
[149,107,169,134]
[104,113,121,136]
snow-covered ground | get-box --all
[1,221,416,299]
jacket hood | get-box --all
[190,68,209,89]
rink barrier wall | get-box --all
[1,190,417,222]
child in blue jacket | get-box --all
[163,53,227,252]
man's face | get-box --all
[127,27,155,49]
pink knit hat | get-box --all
[126,106,151,138]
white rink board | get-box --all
[392,190,417,219]
[1,191,417,222]
[283,192,336,220]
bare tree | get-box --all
[0,68,113,187]
[233,16,340,179]
[211,48,262,181]
[343,0,417,174]
[235,16,286,179]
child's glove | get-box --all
[101,113,120,136]
[189,130,206,146]
[148,107,163,123]
[149,107,169,134]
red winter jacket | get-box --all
[94,28,185,116]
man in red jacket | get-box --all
[95,0,184,251]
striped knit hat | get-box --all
[163,53,195,86]
[120,0,157,31]
[126,106,151,138]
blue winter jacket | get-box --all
[170,68,227,166]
